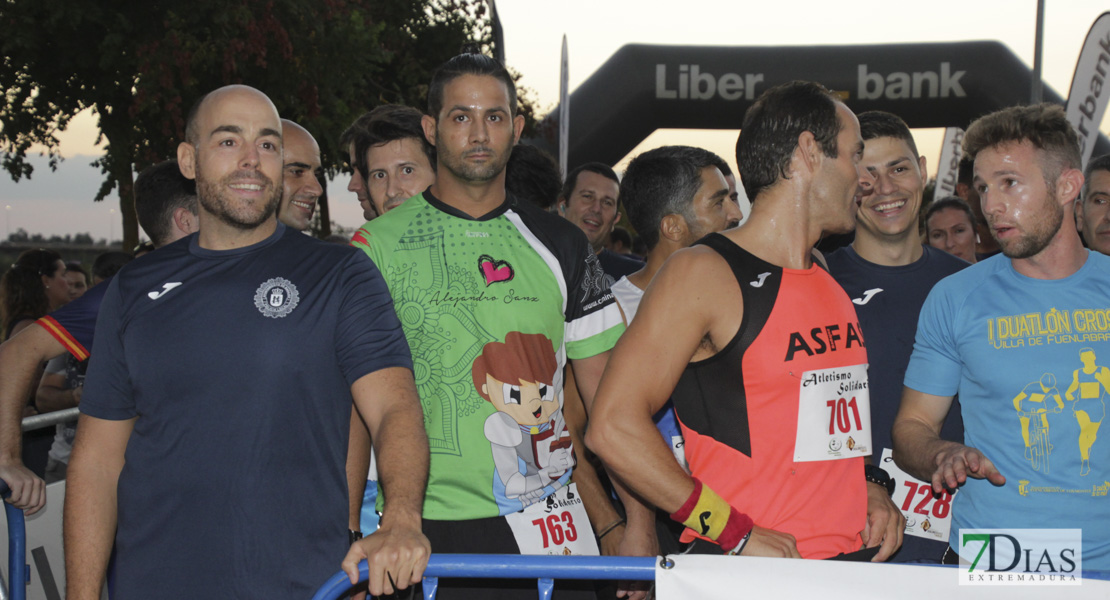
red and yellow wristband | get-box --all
[669,478,754,554]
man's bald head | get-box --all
[278,119,323,231]
[185,85,281,146]
[177,85,284,235]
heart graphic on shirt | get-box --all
[478,254,514,286]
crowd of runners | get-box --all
[1,49,1109,599]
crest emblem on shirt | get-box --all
[478,254,514,286]
[254,277,300,318]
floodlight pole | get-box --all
[1031,0,1045,103]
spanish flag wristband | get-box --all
[670,478,754,553]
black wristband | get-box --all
[865,464,895,496]
[349,529,363,545]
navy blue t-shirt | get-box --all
[826,244,967,563]
[81,224,412,598]
[598,248,642,283]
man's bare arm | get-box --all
[892,387,1005,492]
[561,365,624,554]
[0,325,66,513]
[64,414,135,600]
[342,367,430,597]
[587,248,799,558]
[36,371,81,413]
[346,406,371,532]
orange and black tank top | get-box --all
[673,233,868,559]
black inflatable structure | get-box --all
[534,41,1110,168]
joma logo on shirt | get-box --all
[784,322,865,361]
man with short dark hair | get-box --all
[708,157,744,221]
[65,85,430,599]
[825,110,966,563]
[1076,153,1110,256]
[893,103,1110,570]
[608,145,741,556]
[558,162,642,282]
[277,119,323,231]
[350,53,626,600]
[342,104,436,220]
[589,81,903,561]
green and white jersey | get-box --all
[352,191,625,520]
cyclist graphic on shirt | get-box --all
[1014,373,1064,470]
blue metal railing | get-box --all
[311,554,657,600]
[1,481,28,600]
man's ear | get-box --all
[422,115,437,147]
[513,114,525,144]
[177,143,197,180]
[557,200,567,214]
[917,155,929,188]
[173,207,199,235]
[1055,167,1084,206]
[659,213,687,245]
[795,130,820,175]
[613,211,621,226]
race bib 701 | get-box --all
[794,364,872,462]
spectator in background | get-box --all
[925,197,978,264]
[0,159,197,514]
[1,249,71,477]
[607,227,638,258]
[505,143,562,211]
[276,119,324,232]
[955,155,1000,259]
[38,251,134,483]
[341,104,436,221]
[558,162,642,283]
[709,156,744,222]
[1076,153,1110,256]
[63,262,88,301]
[2,249,70,340]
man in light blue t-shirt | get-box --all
[893,103,1110,572]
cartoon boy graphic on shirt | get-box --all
[473,332,574,508]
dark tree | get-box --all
[1,0,511,247]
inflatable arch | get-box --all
[534,41,1110,168]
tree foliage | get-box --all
[0,0,519,247]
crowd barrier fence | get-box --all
[0,481,27,600]
[310,554,657,600]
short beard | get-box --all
[196,167,281,231]
[435,130,512,184]
[997,190,1064,259]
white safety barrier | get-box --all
[0,481,67,600]
[655,554,1110,599]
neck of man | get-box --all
[1011,216,1089,280]
[196,212,277,251]
[430,169,509,219]
[627,238,680,290]
[727,186,833,269]
[850,226,924,267]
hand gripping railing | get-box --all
[0,481,28,600]
[311,554,657,600]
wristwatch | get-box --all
[865,464,895,496]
